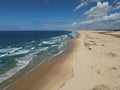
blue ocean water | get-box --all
[0,31,77,83]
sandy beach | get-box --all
[5,30,120,90]
[60,30,120,90]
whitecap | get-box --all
[32,40,35,43]
[31,47,35,50]
[0,53,8,58]
[9,47,22,54]
[0,47,22,54]
[8,50,30,56]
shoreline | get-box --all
[1,31,79,90]
[2,30,120,90]
[0,30,73,86]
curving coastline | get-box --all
[2,31,79,90]
[2,30,120,90]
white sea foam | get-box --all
[58,42,64,49]
[41,35,66,45]
[0,47,22,53]
[31,47,35,50]
[0,31,74,83]
[70,31,78,38]
[0,53,8,58]
[9,47,22,54]
[38,43,42,46]
[0,55,32,82]
[0,47,23,58]
[0,54,33,82]
[34,47,49,54]
[0,50,30,57]
[42,41,55,45]
[8,50,30,56]
[32,40,35,43]
[51,45,58,47]
[0,47,49,83]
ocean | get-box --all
[0,31,77,84]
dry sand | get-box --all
[60,30,120,90]
[5,30,120,90]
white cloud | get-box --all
[81,13,120,25]
[73,1,120,29]
[112,2,120,10]
[111,0,120,11]
[74,2,88,11]
[74,0,100,11]
[84,1,110,20]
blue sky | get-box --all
[0,0,120,30]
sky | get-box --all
[0,0,120,30]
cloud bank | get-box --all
[73,1,120,30]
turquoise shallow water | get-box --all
[0,31,77,83]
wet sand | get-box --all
[4,30,120,90]
[5,34,79,90]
